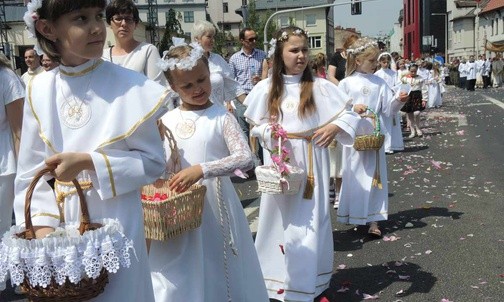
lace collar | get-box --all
[59,59,103,77]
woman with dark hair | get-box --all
[103,0,167,85]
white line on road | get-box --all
[481,94,504,110]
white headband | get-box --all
[157,37,205,72]
[346,39,378,55]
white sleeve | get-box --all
[144,44,168,86]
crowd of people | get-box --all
[1,0,503,302]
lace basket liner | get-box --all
[0,167,135,302]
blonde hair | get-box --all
[344,35,379,76]
[269,26,315,120]
[311,52,326,72]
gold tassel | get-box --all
[372,150,383,189]
[303,175,315,199]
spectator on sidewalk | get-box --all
[491,54,503,87]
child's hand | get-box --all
[45,152,94,182]
[353,104,367,114]
[168,165,203,193]
[313,124,340,148]
[398,91,409,102]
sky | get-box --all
[333,0,403,37]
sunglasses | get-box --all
[246,37,257,42]
[112,16,136,24]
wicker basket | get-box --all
[141,127,206,241]
[8,167,109,302]
[256,164,305,195]
[353,108,385,151]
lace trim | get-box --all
[0,219,134,287]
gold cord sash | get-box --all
[55,180,93,221]
[286,133,314,199]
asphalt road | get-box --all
[1,85,502,302]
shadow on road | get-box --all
[325,261,437,301]
[333,207,464,252]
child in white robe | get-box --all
[374,52,404,153]
[149,43,269,302]
[244,26,360,302]
[337,36,408,237]
[12,0,170,301]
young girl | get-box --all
[14,1,170,300]
[427,62,443,108]
[312,52,327,78]
[401,64,428,138]
[244,26,360,302]
[374,52,404,154]
[337,36,408,237]
[149,43,268,302]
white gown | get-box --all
[102,42,167,86]
[374,68,404,152]
[14,59,170,302]
[337,72,404,225]
[427,71,443,108]
[244,74,359,302]
[150,104,269,302]
[208,52,244,107]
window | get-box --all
[223,2,228,13]
[308,36,322,49]
[242,0,247,5]
[279,16,289,27]
[184,11,194,23]
[306,14,316,27]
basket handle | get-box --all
[160,123,181,174]
[362,108,381,135]
[24,167,91,239]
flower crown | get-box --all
[346,38,378,55]
[277,28,308,43]
[267,38,276,58]
[23,0,44,55]
[157,37,205,72]
[378,52,391,61]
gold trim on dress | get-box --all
[98,150,117,197]
[31,212,60,220]
[59,59,103,77]
[27,76,57,154]
[96,89,170,149]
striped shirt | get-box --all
[228,48,267,94]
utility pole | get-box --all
[147,0,159,46]
[0,0,9,57]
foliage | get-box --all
[158,9,185,55]
[246,1,277,50]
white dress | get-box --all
[150,104,269,302]
[14,59,170,302]
[0,67,24,240]
[244,74,359,302]
[208,52,244,107]
[427,71,443,108]
[20,66,43,87]
[374,68,404,152]
[102,42,167,86]
[337,72,404,225]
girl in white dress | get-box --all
[337,36,408,237]
[244,26,360,302]
[427,62,443,108]
[192,20,245,111]
[374,52,404,153]
[102,0,167,86]
[149,43,269,302]
[13,1,170,301]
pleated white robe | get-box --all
[149,104,269,302]
[14,59,170,302]
[337,72,404,225]
[244,74,359,302]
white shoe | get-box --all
[408,129,416,138]
[333,193,340,209]
[416,128,423,136]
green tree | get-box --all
[158,9,185,55]
[246,1,277,50]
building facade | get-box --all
[206,0,245,38]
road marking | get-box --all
[465,102,494,107]
[481,94,504,110]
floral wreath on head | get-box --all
[346,38,378,55]
[157,37,205,72]
[23,0,44,55]
[277,28,309,43]
[267,38,276,58]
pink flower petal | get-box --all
[233,169,248,179]
[337,286,350,293]
[363,293,379,300]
